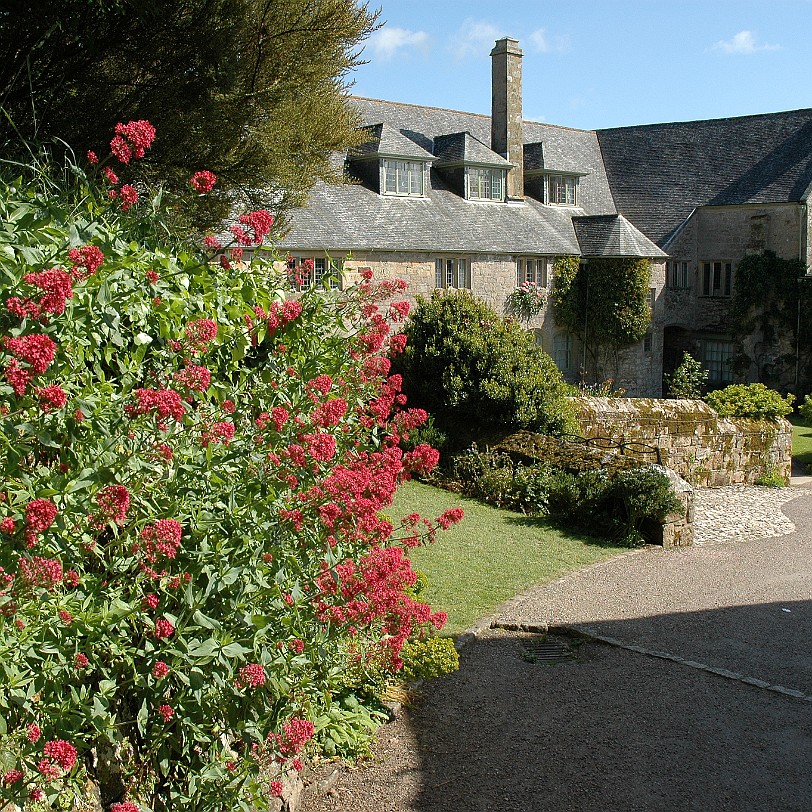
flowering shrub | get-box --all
[0,127,462,810]
[505,280,546,323]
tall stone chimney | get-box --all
[491,37,524,200]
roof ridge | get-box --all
[597,106,812,134]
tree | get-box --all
[0,0,378,229]
[550,256,651,382]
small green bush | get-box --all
[705,383,794,419]
[754,467,788,487]
[666,352,708,399]
[399,637,460,681]
[799,394,812,424]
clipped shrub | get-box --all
[393,290,576,446]
[0,129,464,811]
[705,383,794,419]
[399,637,460,682]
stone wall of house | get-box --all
[572,397,792,486]
[340,251,666,397]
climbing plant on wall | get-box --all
[550,256,651,380]
[729,251,812,393]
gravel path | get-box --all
[301,486,812,812]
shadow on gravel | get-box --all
[404,620,812,812]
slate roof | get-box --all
[281,96,623,257]
[597,108,812,247]
[432,131,512,167]
[572,214,668,258]
[350,122,434,161]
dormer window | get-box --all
[547,174,578,206]
[466,167,505,201]
[382,159,425,196]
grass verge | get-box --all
[391,480,627,636]
[790,415,812,472]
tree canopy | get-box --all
[0,0,378,229]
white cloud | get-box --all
[529,28,571,54]
[368,27,429,61]
[711,30,781,54]
[451,19,507,60]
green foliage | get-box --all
[799,394,812,424]
[666,352,708,398]
[705,383,794,419]
[0,0,379,229]
[504,281,546,323]
[399,637,459,682]
[393,290,576,445]
[550,256,651,378]
[730,251,811,391]
[754,467,788,487]
[448,441,681,547]
[400,413,447,454]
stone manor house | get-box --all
[280,37,812,396]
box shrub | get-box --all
[705,383,794,419]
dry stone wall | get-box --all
[572,397,791,487]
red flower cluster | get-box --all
[190,170,217,193]
[152,660,169,679]
[126,388,186,424]
[158,704,174,722]
[200,421,234,448]
[43,739,77,771]
[436,507,464,530]
[119,184,139,211]
[235,663,267,689]
[184,318,218,353]
[110,120,156,164]
[270,717,315,757]
[153,618,175,639]
[94,485,130,527]
[26,723,41,742]
[303,432,337,462]
[17,555,63,589]
[230,210,274,246]
[7,267,74,319]
[2,769,22,787]
[67,245,104,280]
[25,499,58,533]
[74,653,89,669]
[138,519,182,562]
[111,804,140,812]
[36,385,67,412]
[174,364,211,392]
[4,333,57,374]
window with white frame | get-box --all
[701,261,732,297]
[465,167,505,201]
[517,257,549,288]
[668,260,690,289]
[553,333,572,371]
[382,159,425,196]
[435,258,470,289]
[701,339,735,384]
[287,256,341,291]
[547,174,578,206]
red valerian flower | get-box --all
[17,556,62,589]
[5,360,31,395]
[22,267,74,315]
[2,769,23,786]
[184,318,217,353]
[68,245,104,279]
[139,520,182,562]
[203,235,222,251]
[153,618,175,639]
[26,723,41,742]
[0,517,15,534]
[43,740,77,771]
[94,485,130,526]
[190,170,217,193]
[119,184,139,211]
[235,663,266,688]
[158,704,174,722]
[237,209,275,245]
[152,660,169,679]
[37,385,67,412]
[4,333,57,373]
[146,270,159,284]
[436,507,464,530]
[221,399,235,414]
[110,804,141,812]
[173,365,211,392]
[86,150,98,164]
[126,388,186,423]
[200,421,234,448]
[74,653,89,669]
[102,166,120,185]
[269,781,283,798]
[64,570,80,587]
[25,499,57,532]
[59,610,72,625]
[111,120,156,162]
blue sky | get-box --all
[350,0,812,129]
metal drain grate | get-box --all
[518,635,575,664]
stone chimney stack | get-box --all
[491,37,524,200]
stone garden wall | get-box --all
[572,397,792,487]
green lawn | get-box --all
[790,415,812,471]
[390,480,626,636]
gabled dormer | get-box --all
[346,123,434,197]
[433,131,512,202]
[523,141,589,206]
